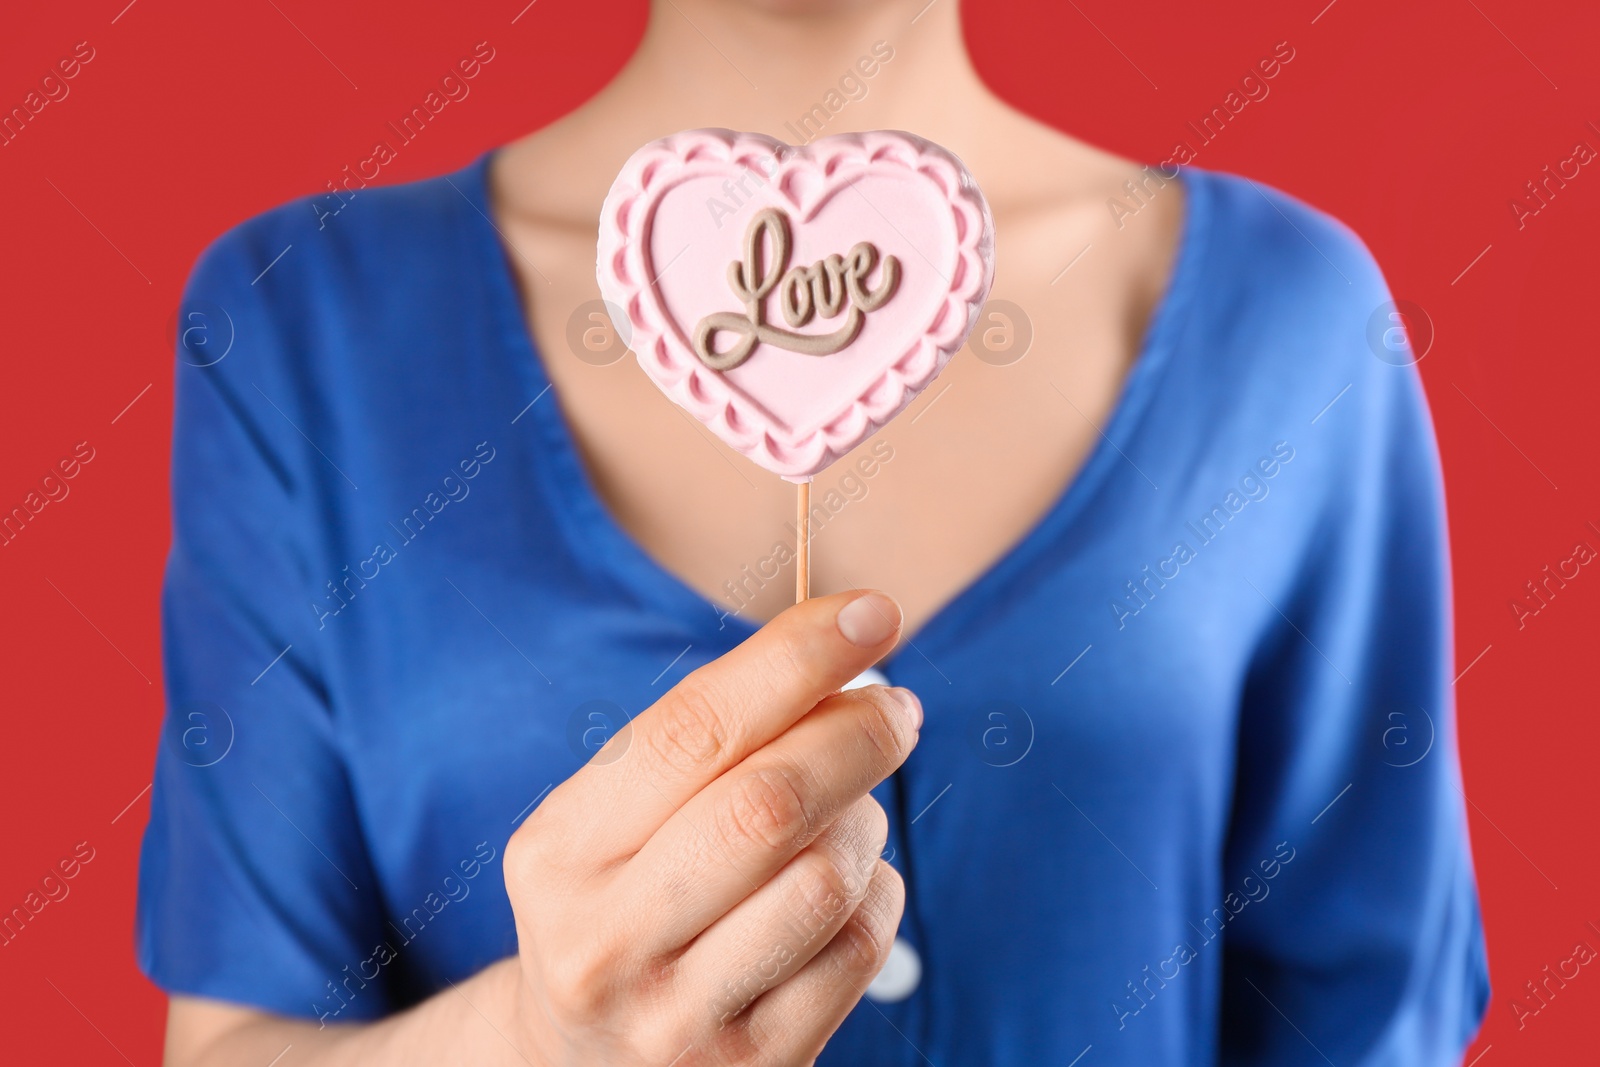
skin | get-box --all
[164,1,1182,1063]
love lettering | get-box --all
[692,207,901,371]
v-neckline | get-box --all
[467,150,1211,671]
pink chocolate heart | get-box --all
[598,128,995,481]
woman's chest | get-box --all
[508,210,1166,637]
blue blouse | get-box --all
[137,153,1489,1065]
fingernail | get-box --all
[836,592,902,648]
[890,687,923,730]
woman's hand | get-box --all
[505,589,919,1066]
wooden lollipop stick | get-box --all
[796,480,810,603]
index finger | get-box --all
[561,589,903,852]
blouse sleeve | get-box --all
[136,220,390,1021]
[1217,265,1490,1063]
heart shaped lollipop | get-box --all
[598,128,995,483]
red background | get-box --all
[2,0,1595,1061]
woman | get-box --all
[139,1,1489,1063]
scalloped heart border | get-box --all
[597,128,995,482]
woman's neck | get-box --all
[604,0,995,145]
[498,0,1114,223]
